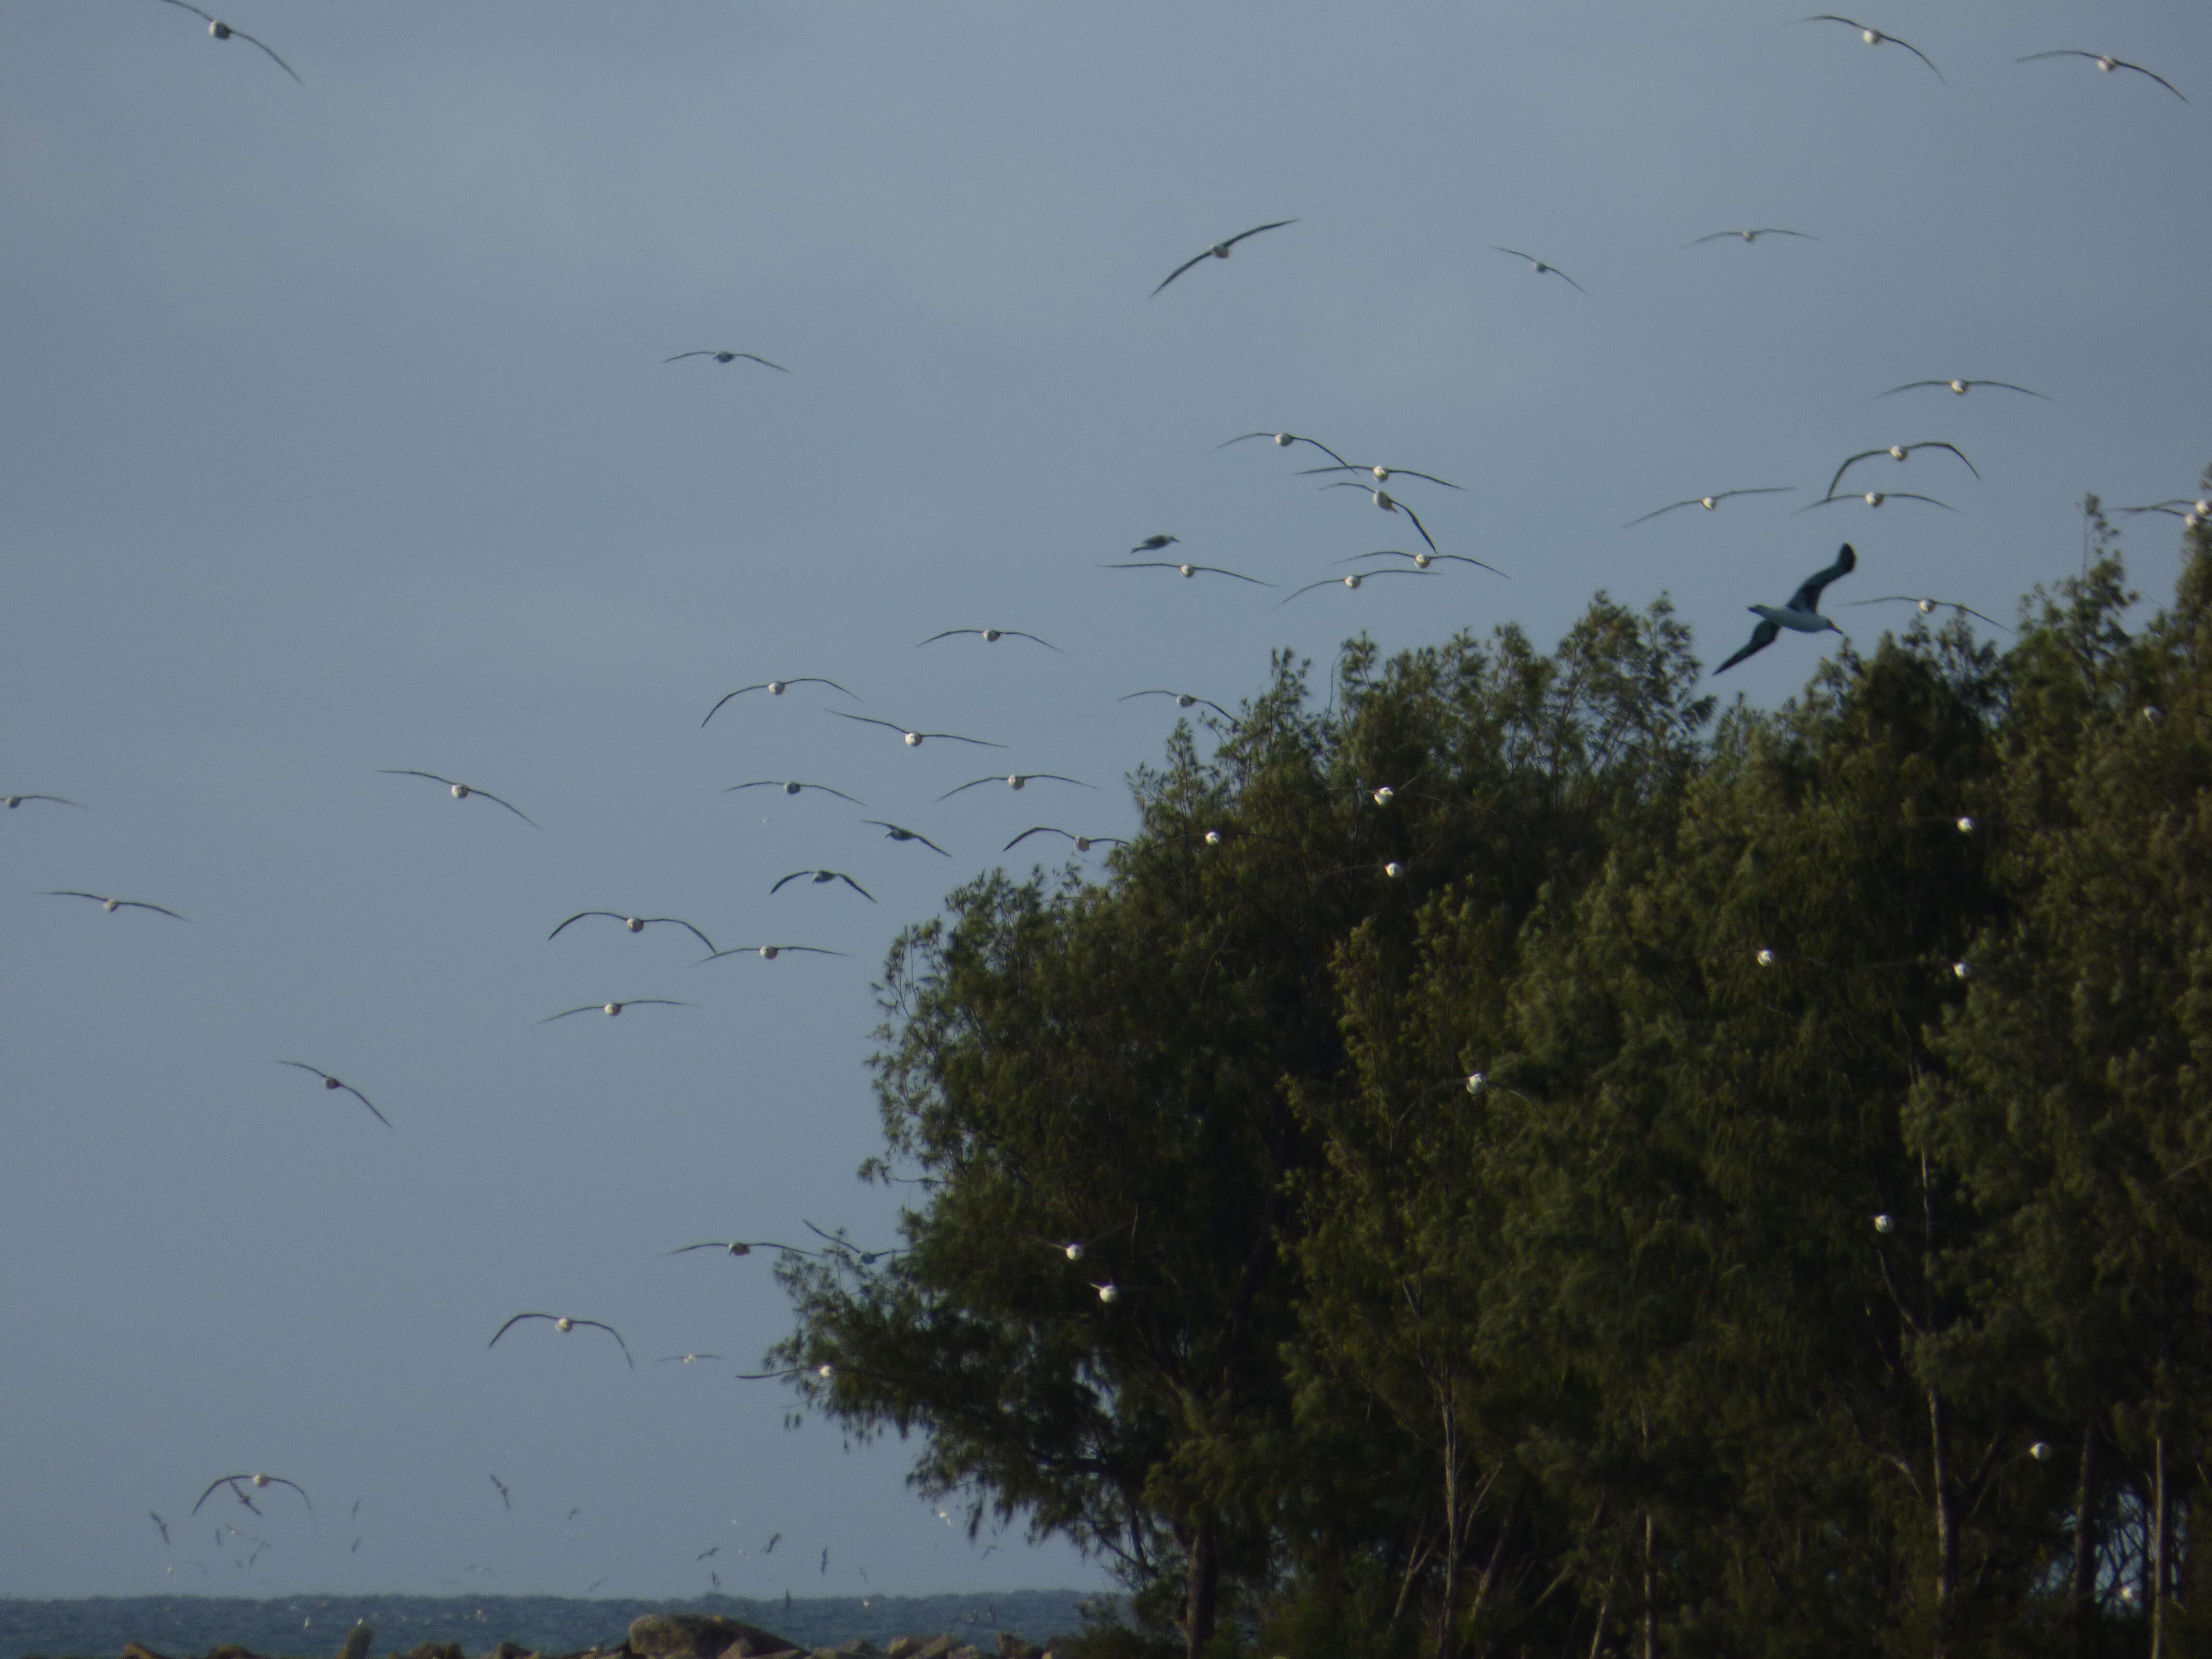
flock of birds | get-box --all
[21,0,2207,1605]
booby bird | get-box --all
[1215,432,1351,467]
[1624,488,1794,528]
[1800,17,1945,82]
[1849,595,2011,631]
[378,771,537,826]
[1003,827,1127,854]
[1298,462,1464,491]
[1683,228,1816,246]
[1105,560,1274,585]
[724,780,866,804]
[152,0,300,81]
[42,891,186,919]
[916,628,1060,651]
[828,710,1006,748]
[1881,378,2047,399]
[1714,543,1857,674]
[1322,482,1440,553]
[697,943,849,962]
[192,1475,312,1517]
[275,1062,392,1129]
[1824,442,1977,499]
[939,772,1095,800]
[1119,689,1235,719]
[1276,569,1439,607]
[1339,549,1506,576]
[1151,220,1298,297]
[701,679,857,726]
[771,869,876,902]
[540,999,693,1022]
[549,913,719,952]
[662,351,788,369]
[865,821,952,855]
[1491,247,1587,292]
[487,1313,633,1368]
[2017,50,2188,101]
[4,794,80,809]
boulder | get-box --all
[995,1639,1038,1659]
[122,1644,174,1659]
[627,1616,800,1659]
[337,1625,373,1659]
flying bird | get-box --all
[724,780,866,805]
[42,891,185,919]
[193,1475,311,1517]
[664,1354,723,1365]
[1850,595,2011,630]
[1341,548,1505,576]
[2017,50,2188,101]
[666,1239,825,1258]
[1322,482,1440,554]
[697,943,849,962]
[152,0,300,82]
[865,821,951,855]
[1130,534,1179,553]
[150,1513,170,1547]
[1800,17,1944,81]
[939,773,1095,800]
[1714,543,1857,674]
[772,869,876,901]
[1491,247,1587,292]
[1684,228,1817,246]
[489,1476,511,1512]
[1624,488,1795,527]
[1119,689,1234,719]
[662,351,788,369]
[701,679,857,726]
[1004,827,1127,854]
[1881,378,2047,399]
[4,794,80,810]
[379,771,537,826]
[1824,442,1978,498]
[549,913,718,953]
[735,1365,836,1382]
[1151,220,1298,297]
[828,710,1006,748]
[1215,432,1351,467]
[916,628,1060,651]
[276,1062,392,1130]
[540,1000,694,1022]
[1800,491,1957,513]
[804,1220,902,1265]
[1106,560,1275,585]
[488,1313,633,1368]
[1276,569,1439,607]
[1298,461,1464,491]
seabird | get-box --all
[939,773,1095,800]
[490,1475,510,1511]
[192,1475,312,1517]
[1800,17,1945,82]
[666,1239,824,1258]
[828,711,1005,748]
[549,913,718,953]
[1881,378,2047,399]
[1339,549,1505,576]
[540,999,693,1022]
[771,869,876,901]
[1824,442,1977,499]
[1130,534,1179,553]
[724,780,866,805]
[701,679,857,726]
[1714,543,1856,673]
[697,944,849,962]
[152,0,299,81]
[1105,560,1274,585]
[487,1313,633,1368]
[916,628,1060,651]
[1298,462,1464,491]
[1276,569,1439,607]
[804,1220,901,1265]
[662,351,788,369]
[1151,221,1298,297]
[1490,247,1587,292]
[1322,482,1440,553]
[1849,595,2010,630]
[1119,689,1234,719]
[275,1062,392,1129]
[1003,827,1127,854]
[2017,50,2188,101]
[1215,432,1350,466]
[865,822,952,855]
[1801,491,1956,513]
[42,891,185,919]
[378,771,537,827]
[1683,228,1817,246]
[1624,488,1794,528]
[4,794,80,810]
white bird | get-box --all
[549,913,719,952]
[1004,827,1127,854]
[379,771,537,826]
[1298,461,1464,491]
[2030,1441,2054,1462]
[42,890,186,920]
[725,780,866,805]
[829,711,1005,748]
[916,628,1060,651]
[1092,1283,1120,1304]
[663,1354,722,1365]
[663,350,787,369]
[192,1475,311,1517]
[1119,689,1234,719]
[2017,50,2188,102]
[1322,482,1441,554]
[1215,432,1350,466]
[698,943,849,962]
[1106,560,1274,586]
[276,1062,392,1130]
[1801,491,1956,513]
[1825,442,1977,500]
[734,1364,837,1382]
[702,679,857,726]
[1684,228,1816,246]
[1800,17,1945,82]
[1873,1214,1894,1233]
[1882,378,2046,400]
[152,0,300,82]
[940,773,1095,800]
[540,999,693,1022]
[1491,247,1587,292]
[4,793,81,809]
[666,1239,824,1259]
[1625,488,1794,528]
[1151,221,1298,297]
[1849,595,2010,631]
[1339,548,1506,577]
[487,1313,633,1368]
[1715,543,1857,674]
[1276,569,1439,608]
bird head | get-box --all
[903,732,923,746]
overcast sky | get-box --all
[4,0,2207,1605]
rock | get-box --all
[206,1646,263,1659]
[883,1645,920,1659]
[123,1644,174,1659]
[916,1642,957,1659]
[402,1644,465,1659]
[338,1626,373,1659]
[488,1645,537,1659]
[627,1616,800,1659]
[995,1639,1038,1659]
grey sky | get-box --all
[4,0,2207,1603]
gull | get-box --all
[940,772,1095,799]
[702,679,857,726]
[488,1312,633,1369]
[865,821,952,855]
[1882,378,2047,400]
[772,869,876,901]
[1714,543,1856,674]
[1215,432,1351,467]
[1800,18,1945,82]
[698,943,849,962]
[2017,50,2188,102]
[540,999,693,1022]
[663,351,788,369]
[1323,482,1440,554]
[1106,559,1275,585]
[1801,490,1956,513]
[1850,595,2011,630]
[666,1239,825,1258]
[1003,827,1127,854]
[1150,220,1298,297]
[1341,548,1507,576]
[276,1062,393,1130]
[379,771,537,827]
[725,780,866,805]
[1624,488,1794,528]
[42,891,186,920]
[490,1475,510,1512]
[1130,534,1179,553]
[1684,228,1816,246]
[829,710,1005,748]
[152,0,300,82]
[549,913,719,953]
[1119,689,1234,719]
[1825,442,1978,498]
[193,1475,311,1517]
[1298,462,1464,491]
[1276,569,1438,608]
[4,794,80,810]
[1490,248,1587,293]
[916,628,1060,651]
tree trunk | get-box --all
[2151,1434,2167,1659]
[1184,1516,1220,1659]
[1641,1511,1656,1659]
[1929,1387,1957,1659]
[1437,1400,1467,1659]
[2070,1419,2102,1659]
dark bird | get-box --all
[150,1513,170,1547]
[152,0,299,81]
[865,822,951,856]
[1714,544,1857,674]
[540,999,693,1022]
[1624,487,1795,527]
[764,1534,781,1554]
[549,913,718,953]
[828,710,1005,748]
[1824,442,1978,499]
[193,1475,312,1517]
[379,771,537,826]
[1323,482,1440,554]
[42,891,186,920]
[939,773,1095,800]
[771,869,876,902]
[4,794,80,809]
[487,1312,633,1368]
[916,628,1060,651]
[276,1062,392,1130]
[1800,17,1944,82]
[697,1547,720,1560]
[663,351,788,369]
[1850,595,2011,631]
[697,943,849,962]
[1881,378,2047,399]
[1276,569,1440,607]
[1215,432,1350,466]
[1106,560,1275,585]
[1118,689,1234,719]
[1491,247,1587,292]
[725,780,866,805]
[1003,827,1127,854]
[490,1475,511,1512]
[2017,49,2188,101]
[1151,220,1298,297]
[1684,228,1817,246]
[1130,534,1179,553]
[702,679,857,726]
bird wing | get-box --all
[1715,617,1782,674]
[1789,543,1858,612]
[1720,486,1794,502]
[1879,380,1946,396]
[937,778,998,800]
[572,1320,633,1368]
[1150,251,1214,297]
[731,354,788,370]
[13,794,81,806]
[1752,228,1815,240]
[793,678,856,697]
[919,730,1008,746]
[1274,578,1342,607]
[118,900,188,919]
[828,710,907,735]
[1824,450,1885,497]
[1003,827,1069,851]
[1550,266,1588,294]
[1976,381,2048,398]
[466,787,538,827]
[228,29,301,82]
[663,352,714,362]
[192,1478,244,1516]
[1028,775,1095,788]
[647,918,718,953]
[1222,219,1297,249]
[335,1080,392,1129]
[155,0,219,19]
[1103,561,1179,571]
[539,1007,601,1022]
[1623,499,1697,527]
[1002,630,1062,649]
[771,871,816,893]
[1886,493,1959,510]
[1389,469,1464,490]
[1683,232,1737,246]
[2112,59,2189,98]
[488,1313,554,1347]
[835,874,878,902]
[264,1477,313,1510]
[666,1242,735,1254]
[700,687,771,724]
[380,769,458,786]
[1491,246,1538,264]
[1195,565,1276,585]
[1395,502,1440,555]
[549,912,620,939]
[43,890,110,904]
[1887,34,1946,80]
[915,630,979,646]
[1908,440,1979,477]
[870,823,952,856]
